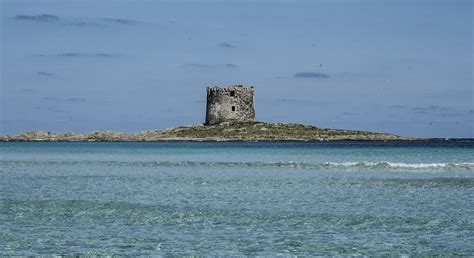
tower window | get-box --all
[231,106,236,111]
[230,91,235,97]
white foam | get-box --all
[324,161,474,170]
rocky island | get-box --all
[0,85,409,142]
[0,122,407,142]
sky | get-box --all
[1,0,472,138]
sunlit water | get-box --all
[1,141,473,255]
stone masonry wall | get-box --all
[205,85,256,125]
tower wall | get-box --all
[205,85,255,125]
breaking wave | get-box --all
[2,160,474,171]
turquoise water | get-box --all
[1,141,473,255]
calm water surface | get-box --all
[1,141,473,255]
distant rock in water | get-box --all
[0,122,408,142]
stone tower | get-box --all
[205,85,256,125]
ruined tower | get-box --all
[205,85,256,125]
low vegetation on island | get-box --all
[0,122,408,142]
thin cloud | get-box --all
[181,63,238,69]
[390,105,408,109]
[390,105,448,112]
[69,21,100,27]
[57,53,85,57]
[439,113,465,117]
[411,105,451,113]
[218,42,235,48]
[37,72,54,76]
[412,105,440,112]
[53,53,118,58]
[67,97,86,102]
[94,53,117,57]
[15,14,138,27]
[390,105,457,116]
[41,97,86,103]
[294,72,330,79]
[103,18,137,25]
[35,106,68,113]
[15,14,59,22]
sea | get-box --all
[0,141,473,256]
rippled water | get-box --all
[1,141,473,255]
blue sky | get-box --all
[1,0,472,137]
